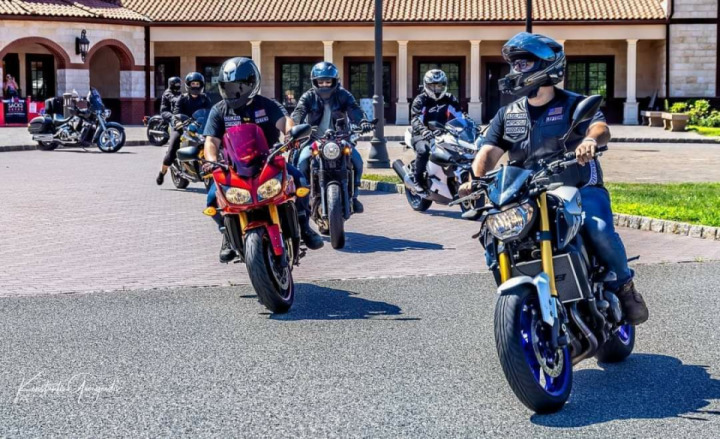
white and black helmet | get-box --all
[218,57,261,110]
[423,69,448,100]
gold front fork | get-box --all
[499,251,512,283]
[538,192,558,296]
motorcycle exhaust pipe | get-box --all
[569,303,599,365]
[32,134,54,142]
[148,130,167,136]
[392,159,416,192]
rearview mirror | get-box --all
[289,124,312,140]
[570,95,603,131]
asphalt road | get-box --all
[2,263,720,438]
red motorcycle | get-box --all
[203,123,312,313]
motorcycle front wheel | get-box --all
[96,123,126,153]
[170,165,189,189]
[327,183,346,249]
[147,119,169,146]
[405,189,432,212]
[245,228,294,314]
[495,285,572,414]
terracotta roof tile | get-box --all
[1,0,667,23]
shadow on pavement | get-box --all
[162,187,208,195]
[54,149,135,154]
[337,232,444,253]
[531,354,720,426]
[266,284,416,321]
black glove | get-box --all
[360,121,374,133]
[201,162,216,174]
[422,130,434,142]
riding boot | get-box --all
[156,171,165,186]
[219,229,237,263]
[615,280,649,325]
[298,212,324,250]
[352,197,364,214]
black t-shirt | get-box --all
[173,94,212,118]
[204,95,288,145]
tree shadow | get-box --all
[531,354,720,426]
[337,232,444,254]
[254,284,417,321]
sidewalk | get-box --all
[2,123,719,152]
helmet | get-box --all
[218,57,261,110]
[184,72,205,96]
[499,32,566,98]
[423,70,448,100]
[168,76,182,93]
[311,61,339,100]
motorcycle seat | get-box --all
[177,145,200,162]
[52,114,72,124]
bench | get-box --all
[661,112,690,132]
[640,110,664,127]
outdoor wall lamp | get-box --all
[76,30,90,62]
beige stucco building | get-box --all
[1,0,717,125]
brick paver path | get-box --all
[1,146,719,297]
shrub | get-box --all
[697,110,720,128]
[669,102,689,114]
[688,99,712,125]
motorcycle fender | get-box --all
[497,273,557,327]
[265,224,285,257]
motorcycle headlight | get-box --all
[103,109,111,118]
[225,187,252,205]
[486,203,535,241]
[257,176,282,201]
[322,142,341,160]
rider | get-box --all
[409,69,464,194]
[291,61,372,213]
[460,32,649,325]
[159,76,182,123]
[202,57,324,263]
[156,72,212,186]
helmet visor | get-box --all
[426,83,446,94]
[219,81,258,102]
[502,32,558,62]
[511,59,537,74]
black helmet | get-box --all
[218,57,261,110]
[185,72,205,96]
[423,69,448,100]
[168,76,182,93]
[499,32,565,98]
[311,61,339,100]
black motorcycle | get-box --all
[144,114,170,146]
[308,119,375,249]
[451,95,635,414]
[171,109,213,191]
[28,88,125,153]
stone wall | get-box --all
[673,0,718,19]
[669,23,717,97]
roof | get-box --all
[0,0,149,21]
[0,0,668,23]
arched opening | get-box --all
[86,40,138,124]
[0,37,70,101]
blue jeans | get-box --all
[297,144,363,197]
[579,186,633,290]
[206,165,309,230]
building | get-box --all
[1,0,717,125]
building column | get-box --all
[18,53,26,96]
[468,40,482,123]
[395,40,410,125]
[251,41,262,73]
[623,39,640,125]
[556,40,566,89]
[323,41,334,63]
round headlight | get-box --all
[486,203,534,241]
[257,177,282,200]
[103,109,112,118]
[322,142,341,160]
[225,187,252,205]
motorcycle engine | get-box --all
[71,116,83,132]
[57,126,78,142]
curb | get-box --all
[0,140,150,152]
[359,179,720,241]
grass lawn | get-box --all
[687,125,720,137]
[363,174,720,227]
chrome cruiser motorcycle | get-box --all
[28,88,125,153]
[393,117,480,217]
[452,96,636,414]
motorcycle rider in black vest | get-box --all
[156,72,212,185]
[291,61,372,213]
[408,69,464,194]
[159,76,182,123]
[460,32,648,325]
[202,57,324,263]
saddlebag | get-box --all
[28,116,53,134]
[509,251,591,303]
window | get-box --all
[25,54,55,101]
[278,60,319,110]
[418,61,462,99]
[566,59,612,99]
[154,57,180,100]
[347,61,392,119]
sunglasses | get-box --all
[511,59,536,73]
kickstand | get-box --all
[628,255,640,263]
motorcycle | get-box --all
[169,109,214,192]
[143,114,170,146]
[28,88,125,153]
[451,95,635,414]
[393,116,481,217]
[183,123,313,314]
[308,119,375,249]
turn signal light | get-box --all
[296,187,310,198]
[203,207,217,216]
[343,147,351,155]
[312,149,319,156]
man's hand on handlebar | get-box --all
[201,162,216,174]
[575,138,598,166]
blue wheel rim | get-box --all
[519,296,571,397]
[617,324,632,345]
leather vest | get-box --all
[502,89,603,187]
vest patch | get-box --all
[506,112,527,120]
[506,126,527,134]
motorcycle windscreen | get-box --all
[446,118,476,144]
[223,124,270,178]
[87,88,105,111]
[191,109,210,133]
[487,166,533,206]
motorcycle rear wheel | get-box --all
[327,183,346,249]
[170,165,189,189]
[595,324,635,363]
[495,285,572,414]
[37,141,58,151]
[245,228,294,313]
[405,190,432,212]
[147,120,169,146]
